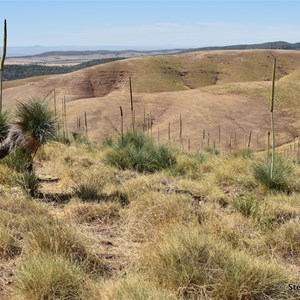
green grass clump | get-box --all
[71,168,114,201]
[143,226,295,299]
[106,131,176,173]
[1,148,32,173]
[232,148,253,159]
[1,148,40,196]
[253,155,293,191]
[12,253,85,300]
[231,194,260,218]
[17,171,39,197]
[204,146,220,155]
[169,153,202,179]
[190,151,206,163]
[72,181,102,201]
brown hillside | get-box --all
[3,49,300,150]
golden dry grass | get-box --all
[0,138,298,299]
[2,49,300,298]
[4,50,300,152]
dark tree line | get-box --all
[3,57,125,81]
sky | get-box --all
[0,0,300,50]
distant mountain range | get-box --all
[6,46,179,57]
[186,41,300,52]
[7,41,300,58]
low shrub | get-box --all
[106,131,176,173]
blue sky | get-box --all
[0,1,300,49]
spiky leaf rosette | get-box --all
[15,99,56,151]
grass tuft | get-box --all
[253,155,293,191]
[232,148,253,159]
[24,218,107,275]
[0,225,22,259]
[204,146,220,155]
[90,274,177,300]
[12,253,85,300]
[72,181,102,201]
[231,194,260,218]
[106,131,176,173]
[143,226,295,299]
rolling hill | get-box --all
[3,49,300,151]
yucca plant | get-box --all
[0,98,56,160]
[15,99,57,149]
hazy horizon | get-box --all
[6,40,300,57]
[1,1,299,52]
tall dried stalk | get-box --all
[270,59,276,179]
[61,96,67,138]
[147,113,150,132]
[218,124,221,148]
[84,111,88,137]
[53,89,56,117]
[247,131,252,149]
[168,122,171,145]
[207,131,210,147]
[129,77,135,132]
[150,112,152,138]
[179,114,183,150]
[0,20,7,113]
[143,107,146,131]
[267,131,270,157]
[119,106,123,142]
